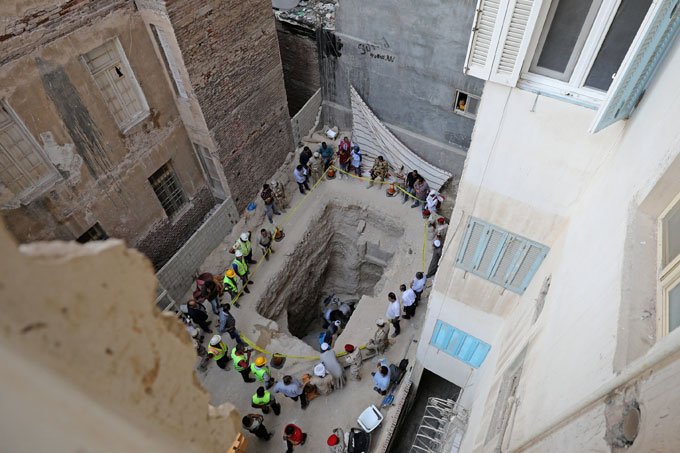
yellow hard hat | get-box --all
[254,356,266,367]
[226,269,236,278]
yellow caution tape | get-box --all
[241,332,370,361]
[223,161,432,361]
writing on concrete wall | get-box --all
[357,38,395,63]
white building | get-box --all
[415,0,680,451]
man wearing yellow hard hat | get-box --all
[250,356,274,389]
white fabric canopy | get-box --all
[350,86,452,191]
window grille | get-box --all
[148,162,186,217]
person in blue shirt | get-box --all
[372,360,391,395]
[319,142,334,170]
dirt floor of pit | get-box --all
[188,148,447,452]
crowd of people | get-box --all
[175,133,449,451]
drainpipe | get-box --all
[510,329,680,452]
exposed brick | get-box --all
[166,0,295,211]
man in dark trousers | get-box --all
[242,414,273,441]
[251,386,281,415]
[186,299,212,333]
[283,423,307,452]
[426,237,443,278]
[402,169,419,204]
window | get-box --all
[83,38,149,131]
[193,143,225,199]
[148,162,186,217]
[525,0,654,97]
[529,0,603,82]
[454,90,480,119]
[150,24,188,99]
[77,222,108,243]
[456,217,549,294]
[660,195,680,334]
[0,101,58,202]
[430,320,491,368]
[464,0,674,124]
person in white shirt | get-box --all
[385,292,401,337]
[400,283,417,319]
[293,165,310,194]
[411,272,427,305]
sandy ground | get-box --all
[190,143,441,452]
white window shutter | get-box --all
[465,0,543,86]
[591,0,680,133]
[465,0,505,80]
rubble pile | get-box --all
[275,0,338,30]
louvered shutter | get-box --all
[477,228,508,276]
[465,0,544,86]
[456,219,487,270]
[507,243,547,293]
[591,0,680,133]
[430,320,492,368]
[490,236,523,285]
[465,0,505,79]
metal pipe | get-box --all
[511,329,680,451]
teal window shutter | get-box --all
[429,320,491,368]
[456,217,549,294]
[591,0,680,132]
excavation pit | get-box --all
[255,203,404,341]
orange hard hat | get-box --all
[226,269,236,278]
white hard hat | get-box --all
[210,335,222,346]
[334,320,342,327]
[235,250,243,257]
[376,318,385,326]
[321,342,330,351]
[434,239,441,247]
[314,363,326,377]
[313,151,320,158]
[240,233,249,241]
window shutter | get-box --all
[490,236,523,285]
[430,320,453,350]
[465,0,544,86]
[457,219,487,270]
[477,228,508,276]
[507,243,547,293]
[469,342,492,368]
[465,0,505,80]
[591,0,680,133]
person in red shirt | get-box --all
[337,136,352,178]
[283,423,307,452]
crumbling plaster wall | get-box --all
[0,219,241,452]
[319,0,482,175]
[0,2,217,269]
[166,0,295,211]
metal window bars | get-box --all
[410,397,469,453]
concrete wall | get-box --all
[0,218,242,452]
[417,37,680,452]
[291,89,322,145]
[156,199,239,304]
[0,1,222,269]
[166,0,295,211]
[276,19,321,116]
[320,0,483,175]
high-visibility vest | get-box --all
[238,239,252,256]
[231,347,248,371]
[252,391,271,406]
[208,342,227,361]
[250,364,269,381]
[232,257,248,276]
[223,275,238,292]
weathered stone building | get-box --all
[0,0,293,268]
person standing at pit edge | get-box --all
[411,271,427,305]
[251,386,281,415]
[400,283,417,319]
[242,413,273,441]
[260,184,281,224]
[231,250,253,293]
[283,423,307,452]
[207,335,229,371]
[386,292,401,337]
[233,232,256,265]
[294,165,310,194]
[231,343,256,383]
[272,375,309,410]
